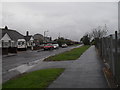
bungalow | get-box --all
[33,33,44,46]
[33,34,52,45]
[24,31,34,50]
[0,26,35,55]
[0,26,53,54]
[0,26,26,54]
[44,36,52,43]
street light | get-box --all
[44,30,48,43]
[58,32,61,39]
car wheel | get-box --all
[50,48,52,50]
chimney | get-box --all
[26,31,29,36]
[5,26,8,29]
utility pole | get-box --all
[44,30,48,43]
[58,33,61,39]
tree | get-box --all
[82,34,90,45]
[80,37,83,43]
[54,37,66,46]
[54,37,75,46]
[91,24,108,48]
[91,25,108,39]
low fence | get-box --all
[2,47,17,55]
[95,31,120,87]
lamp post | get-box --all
[44,30,48,43]
[58,33,61,39]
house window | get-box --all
[18,41,25,46]
[18,42,21,45]
[22,42,24,45]
[2,41,9,48]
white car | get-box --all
[53,44,59,49]
[61,44,67,48]
[17,39,27,50]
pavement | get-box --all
[28,46,108,88]
[2,53,17,58]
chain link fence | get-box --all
[95,31,120,87]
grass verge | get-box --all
[44,45,90,61]
[2,68,65,88]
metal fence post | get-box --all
[102,38,105,60]
[115,31,118,84]
[110,35,115,76]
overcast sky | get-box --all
[2,2,118,41]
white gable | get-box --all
[1,33,11,42]
[30,37,34,41]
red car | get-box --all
[43,43,54,50]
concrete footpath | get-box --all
[28,46,108,88]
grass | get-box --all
[2,68,65,88]
[70,44,80,46]
[44,45,90,61]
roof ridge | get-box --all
[4,28,24,37]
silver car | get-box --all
[53,44,59,49]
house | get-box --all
[0,26,36,54]
[33,33,44,46]
[0,26,26,54]
[44,36,52,43]
[0,26,53,53]
[24,31,34,50]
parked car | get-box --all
[17,39,27,51]
[61,44,68,48]
[39,44,44,49]
[43,43,54,50]
[53,44,59,49]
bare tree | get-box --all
[92,24,108,39]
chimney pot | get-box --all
[26,31,29,36]
[5,26,8,29]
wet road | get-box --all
[2,45,81,75]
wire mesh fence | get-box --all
[95,31,120,87]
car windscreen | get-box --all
[45,44,52,46]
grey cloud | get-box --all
[2,2,118,41]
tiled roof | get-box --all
[33,33,44,40]
[0,28,24,41]
[24,36,32,41]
